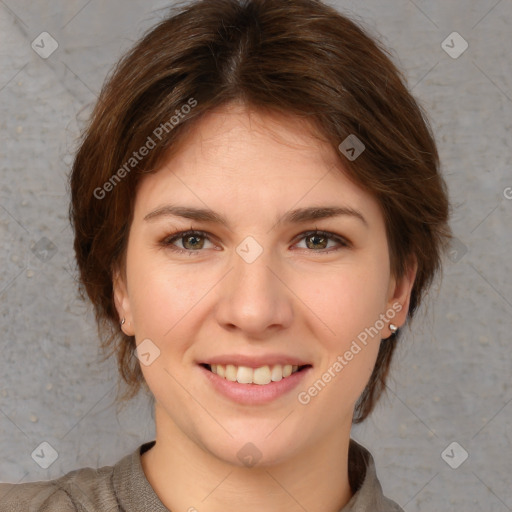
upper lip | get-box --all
[201,354,311,368]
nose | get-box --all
[214,244,294,338]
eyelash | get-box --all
[160,229,350,256]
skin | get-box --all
[113,102,416,512]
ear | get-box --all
[113,267,135,336]
[384,256,418,336]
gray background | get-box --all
[1,0,511,510]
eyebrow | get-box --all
[143,205,368,228]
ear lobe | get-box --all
[113,268,135,336]
[386,257,418,327]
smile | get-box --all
[200,362,312,405]
[205,363,307,385]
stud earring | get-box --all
[389,323,398,333]
[120,318,126,326]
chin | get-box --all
[198,426,307,469]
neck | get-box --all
[141,404,353,512]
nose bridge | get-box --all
[234,246,276,295]
[215,237,293,333]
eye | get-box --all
[293,230,350,254]
[161,230,216,255]
[160,229,350,255]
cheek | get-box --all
[297,262,390,343]
[127,261,207,392]
[127,249,203,337]
[293,260,389,406]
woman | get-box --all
[0,0,450,510]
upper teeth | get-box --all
[210,364,300,385]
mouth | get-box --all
[200,363,311,385]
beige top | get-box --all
[0,439,403,511]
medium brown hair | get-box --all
[69,0,451,422]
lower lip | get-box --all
[200,365,311,405]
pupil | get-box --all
[185,235,202,249]
[308,234,326,249]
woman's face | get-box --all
[114,103,414,466]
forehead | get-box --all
[178,103,337,170]
[133,103,383,228]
